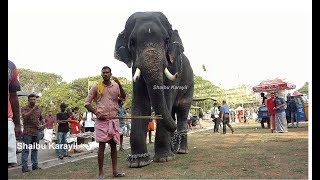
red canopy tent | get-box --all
[292,90,303,96]
[252,78,296,92]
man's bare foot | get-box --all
[98,173,105,179]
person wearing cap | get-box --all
[84,66,126,178]
[21,93,44,172]
[56,102,71,159]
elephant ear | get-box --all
[114,31,133,68]
[168,29,184,63]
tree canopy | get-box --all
[21,69,303,115]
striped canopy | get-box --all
[252,78,296,92]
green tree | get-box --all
[298,82,308,95]
[19,69,63,93]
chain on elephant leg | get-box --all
[174,130,188,154]
[127,153,152,168]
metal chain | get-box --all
[172,130,188,151]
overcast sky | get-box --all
[8,0,312,90]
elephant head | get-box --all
[114,12,184,132]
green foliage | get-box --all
[18,69,259,115]
[193,76,259,111]
[298,82,308,95]
[19,69,63,93]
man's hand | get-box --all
[95,111,106,121]
[14,126,22,139]
[32,105,39,112]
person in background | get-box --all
[148,112,157,143]
[117,100,127,150]
[288,96,298,128]
[230,109,236,123]
[21,93,44,172]
[274,92,288,133]
[125,108,131,137]
[69,107,82,134]
[43,110,55,144]
[197,108,203,128]
[84,66,126,178]
[8,60,22,168]
[82,111,96,132]
[266,92,276,133]
[210,103,220,133]
[261,92,267,105]
[260,92,270,128]
[56,103,71,159]
[220,100,234,134]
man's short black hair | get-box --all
[28,93,38,99]
[102,66,111,72]
[60,103,68,109]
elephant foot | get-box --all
[153,152,175,162]
[127,153,152,168]
[172,130,188,154]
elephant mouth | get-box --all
[133,67,177,82]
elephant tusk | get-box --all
[133,68,141,82]
[164,68,178,81]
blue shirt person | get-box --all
[220,100,234,134]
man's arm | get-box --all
[112,77,126,100]
[10,92,22,138]
[21,105,38,119]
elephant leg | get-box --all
[153,123,175,162]
[172,104,190,154]
[128,80,152,168]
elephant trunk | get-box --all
[135,49,177,132]
[146,84,177,132]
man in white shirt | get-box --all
[210,103,220,133]
[82,111,96,132]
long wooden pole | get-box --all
[101,115,163,120]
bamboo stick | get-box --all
[100,115,163,120]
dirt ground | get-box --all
[8,120,309,179]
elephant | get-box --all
[114,11,194,168]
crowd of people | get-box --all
[8,61,133,177]
[263,91,299,133]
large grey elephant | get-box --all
[114,12,194,168]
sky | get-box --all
[8,0,312,90]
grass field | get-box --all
[9,121,309,179]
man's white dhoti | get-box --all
[43,128,53,143]
[8,119,17,164]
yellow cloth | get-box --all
[97,81,105,96]
[94,81,105,102]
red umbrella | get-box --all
[292,90,303,96]
[252,78,296,92]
